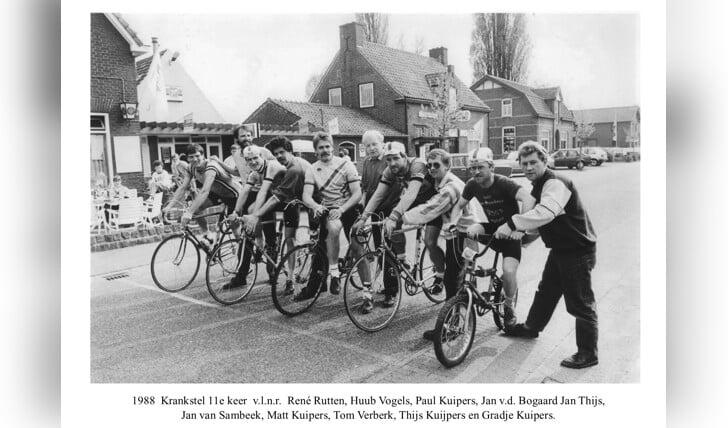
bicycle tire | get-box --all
[271,243,328,316]
[433,294,476,367]
[492,280,517,330]
[418,246,446,304]
[343,250,402,332]
[205,238,256,305]
[150,234,200,292]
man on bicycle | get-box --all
[295,132,362,300]
[446,147,536,332]
[169,144,242,250]
[241,136,312,294]
[352,141,437,311]
[224,145,286,289]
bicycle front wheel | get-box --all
[343,250,402,332]
[151,234,200,292]
[205,238,256,305]
[271,243,327,316]
[418,246,446,304]
[433,294,476,367]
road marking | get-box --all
[97,275,220,308]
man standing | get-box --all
[496,141,598,369]
[224,143,244,187]
[296,132,361,299]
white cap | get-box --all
[382,141,407,157]
[468,147,494,166]
[243,145,262,158]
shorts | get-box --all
[469,232,522,262]
[310,204,362,241]
[274,200,301,228]
[206,192,237,216]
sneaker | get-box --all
[359,296,374,314]
[283,280,295,295]
[329,276,340,295]
[382,294,397,308]
[422,330,435,341]
[430,276,443,295]
[293,286,317,302]
[503,305,517,329]
[503,323,538,338]
[221,278,246,290]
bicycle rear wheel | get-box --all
[271,243,327,316]
[205,238,256,305]
[343,250,402,332]
[433,294,476,367]
[151,234,201,292]
[418,246,446,304]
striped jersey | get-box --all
[305,156,360,208]
[192,161,241,199]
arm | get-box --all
[301,168,322,211]
[233,181,253,216]
[211,157,239,176]
[389,179,423,222]
[515,187,536,214]
[185,170,216,218]
[340,180,362,214]
[170,172,191,202]
[447,196,470,227]
[361,181,390,219]
[497,179,571,238]
[402,186,457,225]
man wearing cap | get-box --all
[441,147,536,334]
[224,145,286,289]
[496,141,599,370]
[353,140,437,310]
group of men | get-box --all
[166,125,599,370]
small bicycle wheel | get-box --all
[418,246,447,304]
[271,243,327,316]
[491,278,517,330]
[343,250,402,332]
[433,294,476,367]
[151,234,200,292]
[205,238,256,305]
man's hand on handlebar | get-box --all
[466,223,485,239]
[241,214,259,234]
[313,205,328,219]
[383,217,397,237]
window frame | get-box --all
[501,98,513,117]
[502,126,516,153]
[328,87,342,106]
[359,82,374,108]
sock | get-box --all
[329,264,340,278]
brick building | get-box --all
[471,75,575,155]
[572,106,641,148]
[90,13,147,191]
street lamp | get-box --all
[119,101,138,120]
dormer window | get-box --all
[502,98,512,117]
[328,88,342,106]
[359,83,374,108]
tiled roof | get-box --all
[358,42,488,110]
[135,49,168,83]
[559,102,575,122]
[483,75,555,118]
[267,99,407,136]
[572,106,640,124]
[532,87,560,99]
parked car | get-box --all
[580,147,608,166]
[550,149,590,170]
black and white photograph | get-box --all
[60,1,666,427]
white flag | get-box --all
[327,117,340,135]
[138,47,168,122]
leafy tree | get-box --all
[575,119,596,148]
[469,13,531,82]
[355,13,389,45]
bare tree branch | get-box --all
[470,13,531,83]
[355,13,389,45]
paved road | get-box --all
[90,162,640,383]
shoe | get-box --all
[422,330,435,341]
[560,352,599,369]
[329,276,340,295]
[503,323,539,338]
[360,296,374,314]
[283,280,295,295]
[430,276,443,295]
[293,286,317,302]
[382,294,396,308]
[221,278,246,290]
[503,305,517,329]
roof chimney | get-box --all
[152,37,159,54]
[429,47,448,66]
[340,22,364,52]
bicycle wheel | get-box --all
[491,278,517,330]
[205,238,256,305]
[151,234,200,292]
[433,294,476,367]
[418,246,446,304]
[343,250,402,332]
[271,243,328,316]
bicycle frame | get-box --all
[367,220,427,289]
[456,235,501,328]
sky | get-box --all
[123,13,640,123]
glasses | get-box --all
[426,162,442,170]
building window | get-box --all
[328,88,342,106]
[414,125,428,138]
[501,99,512,117]
[540,130,550,147]
[90,115,105,130]
[502,127,516,152]
[359,83,374,108]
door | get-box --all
[90,134,109,186]
[158,143,175,173]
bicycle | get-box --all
[150,201,236,295]
[342,219,447,332]
[270,205,373,317]
[432,234,514,367]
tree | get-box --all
[395,33,406,51]
[575,119,596,148]
[304,73,322,100]
[355,13,389,45]
[414,36,425,55]
[469,13,531,82]
[424,69,464,150]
